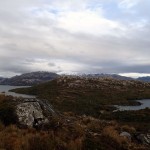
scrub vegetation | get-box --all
[3,76,150,149]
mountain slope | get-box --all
[0,77,5,81]
[137,76,150,82]
[0,71,59,86]
[81,73,133,80]
[11,76,150,117]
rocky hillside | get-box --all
[1,71,150,86]
[11,76,150,117]
[0,71,59,86]
[0,94,149,150]
[81,73,133,80]
[1,76,150,149]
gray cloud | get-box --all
[0,0,150,77]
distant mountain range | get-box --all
[82,74,150,82]
[0,71,59,86]
[137,76,150,82]
[0,72,150,86]
[81,73,133,80]
[0,77,4,80]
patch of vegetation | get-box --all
[11,77,150,118]
[0,113,148,150]
[0,95,18,125]
[11,77,150,135]
[100,108,150,131]
[0,94,149,149]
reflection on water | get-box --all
[0,85,35,98]
[114,99,150,111]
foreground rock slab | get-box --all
[16,98,55,128]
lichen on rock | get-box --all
[16,99,49,127]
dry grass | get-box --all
[0,95,149,150]
[121,125,136,133]
[102,126,129,149]
[0,122,84,150]
[0,118,148,150]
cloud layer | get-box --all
[0,0,150,77]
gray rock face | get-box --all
[120,132,131,141]
[16,99,50,127]
[136,133,150,145]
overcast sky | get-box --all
[0,0,150,77]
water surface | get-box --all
[0,85,35,98]
[114,99,150,111]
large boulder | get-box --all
[120,131,131,141]
[16,99,54,128]
[136,133,150,145]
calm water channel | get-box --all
[114,99,150,111]
[0,85,35,98]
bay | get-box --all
[0,85,35,98]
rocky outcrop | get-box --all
[56,76,150,90]
[136,133,150,145]
[120,132,131,141]
[16,98,56,128]
[17,102,47,127]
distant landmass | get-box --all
[1,71,150,86]
[0,77,4,81]
[81,73,133,80]
[137,76,150,82]
[0,71,59,86]
[83,74,150,82]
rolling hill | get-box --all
[0,71,59,86]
